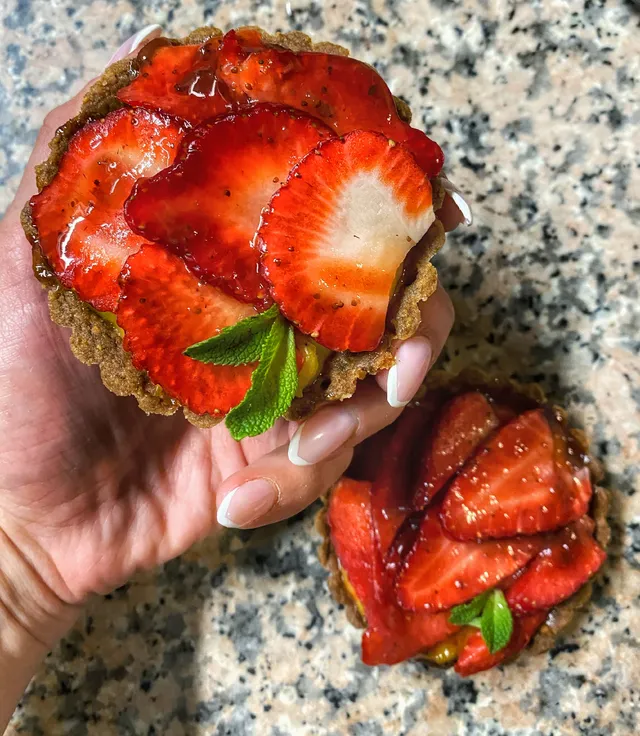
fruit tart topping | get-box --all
[505,516,606,615]
[30,107,186,312]
[125,105,334,307]
[118,29,444,177]
[395,504,540,612]
[258,130,435,352]
[117,244,256,416]
[441,409,593,540]
[413,391,500,510]
[327,384,606,674]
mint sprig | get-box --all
[225,314,298,440]
[184,306,298,440]
[449,589,514,655]
[184,305,279,366]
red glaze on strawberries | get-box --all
[118,30,443,176]
[327,382,605,675]
[30,108,186,312]
[441,409,593,540]
[395,504,541,612]
[327,478,458,665]
[505,516,606,615]
[125,105,334,307]
[413,392,500,510]
[258,131,435,352]
[117,245,256,415]
[117,39,232,123]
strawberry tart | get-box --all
[21,26,459,438]
[318,370,609,675]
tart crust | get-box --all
[317,368,611,666]
[21,26,443,428]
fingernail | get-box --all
[288,408,359,467]
[108,24,163,64]
[216,478,278,529]
[439,176,473,226]
[386,336,432,408]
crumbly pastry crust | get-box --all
[317,368,611,664]
[21,25,443,427]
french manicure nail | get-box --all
[386,336,432,408]
[108,24,163,64]
[439,176,473,226]
[216,478,278,529]
[288,408,359,467]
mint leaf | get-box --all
[449,591,490,626]
[480,589,513,654]
[225,314,298,440]
[184,304,279,366]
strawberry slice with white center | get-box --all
[258,131,435,352]
[395,504,541,612]
[117,245,256,415]
[30,107,186,312]
[441,409,593,540]
[125,105,334,307]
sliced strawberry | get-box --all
[327,478,457,665]
[117,244,256,415]
[30,108,185,312]
[371,407,431,559]
[125,105,333,306]
[216,29,444,177]
[454,611,547,676]
[117,39,232,123]
[413,392,500,510]
[505,516,606,615]
[258,131,435,352]
[395,504,541,612]
[441,409,593,540]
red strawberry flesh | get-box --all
[413,391,500,510]
[327,478,458,665]
[117,39,232,123]
[117,245,256,415]
[258,130,435,352]
[505,516,606,615]
[441,409,593,540]
[125,105,334,306]
[395,504,541,612]
[30,107,185,312]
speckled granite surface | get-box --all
[2,0,639,734]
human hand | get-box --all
[0,27,456,663]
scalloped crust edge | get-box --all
[316,367,612,666]
[20,25,444,428]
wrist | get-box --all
[0,525,80,730]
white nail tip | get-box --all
[386,363,410,409]
[288,427,312,466]
[130,24,163,51]
[216,489,242,529]
[451,190,473,226]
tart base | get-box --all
[21,25,445,427]
[316,368,611,669]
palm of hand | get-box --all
[0,218,287,603]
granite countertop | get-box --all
[2,0,639,734]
